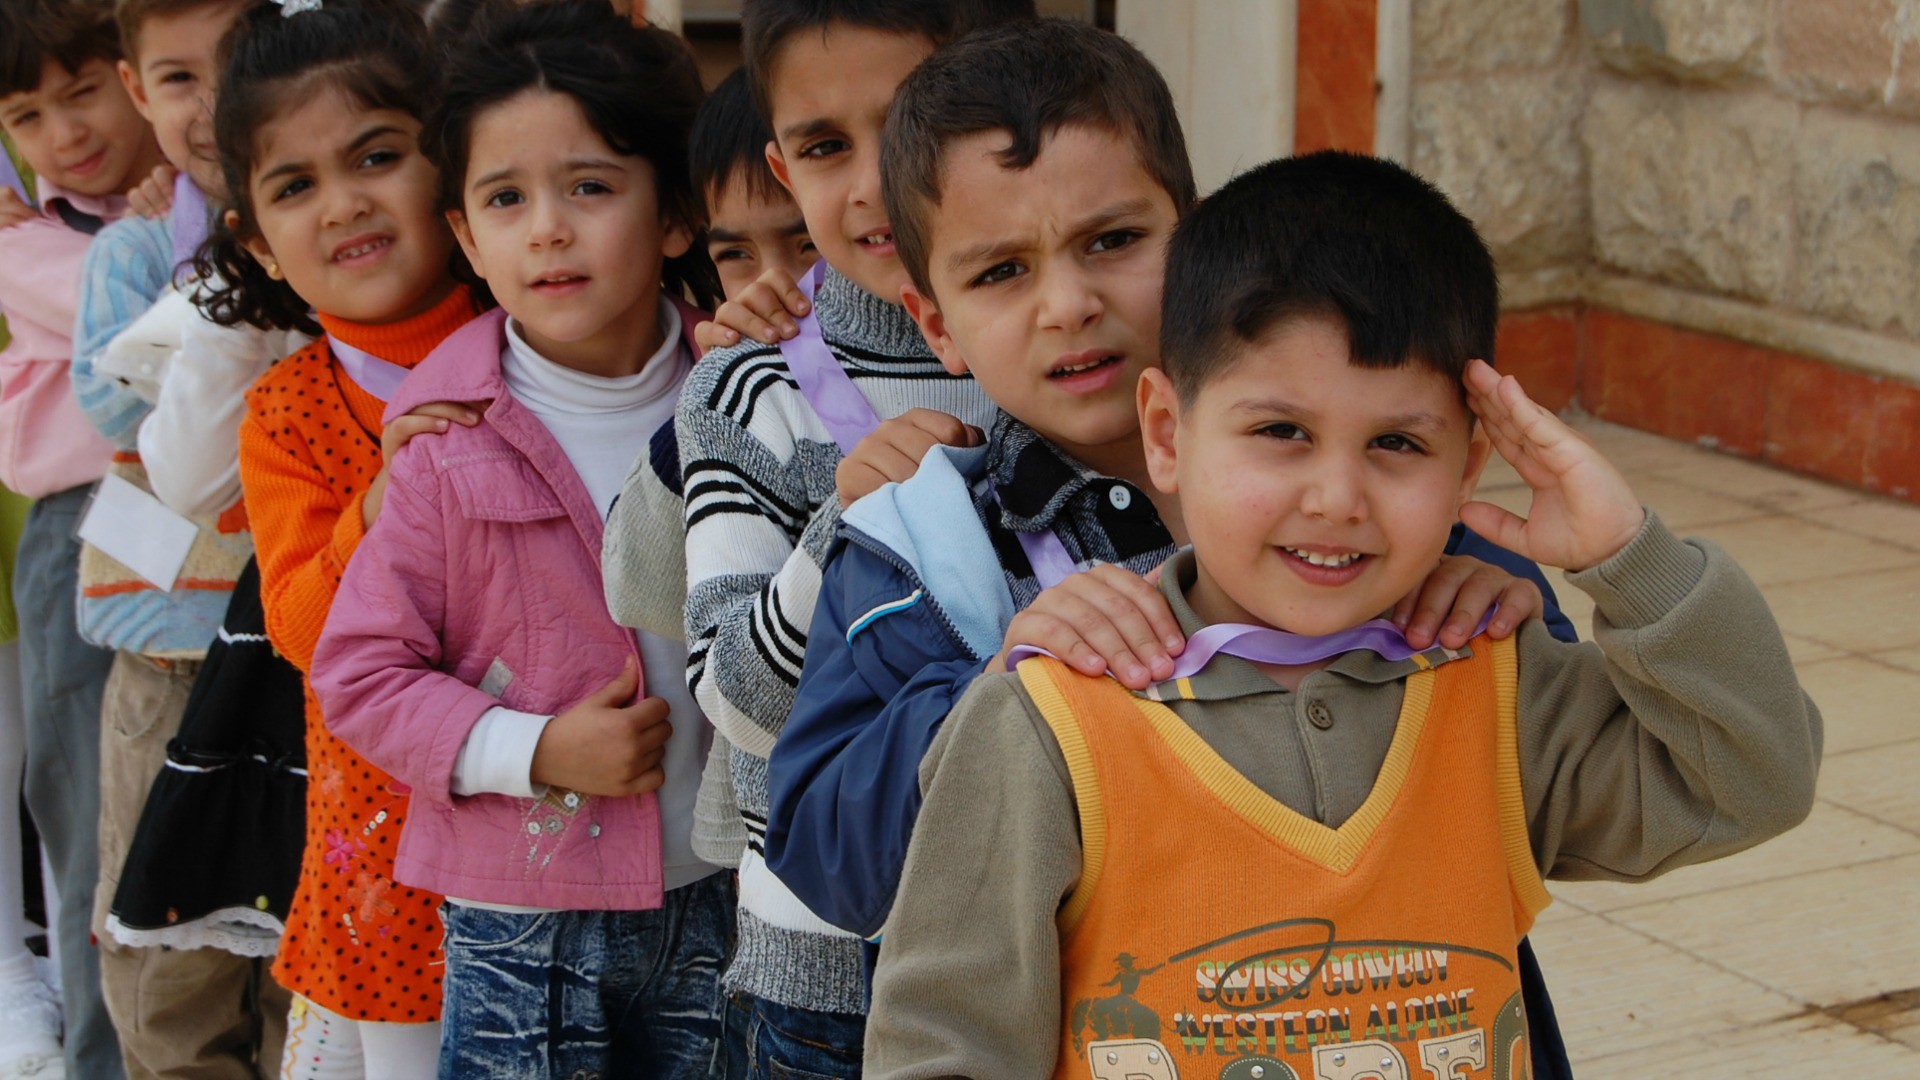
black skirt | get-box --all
[107,557,307,956]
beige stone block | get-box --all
[1550,801,1920,912]
[1776,0,1920,114]
[1873,646,1920,673]
[1813,496,1920,551]
[1794,656,1920,754]
[1575,1008,1920,1076]
[1631,475,1770,530]
[1820,740,1920,834]
[1571,415,1721,476]
[1584,80,1798,303]
[1793,109,1920,338]
[1525,911,1807,1065]
[1765,566,1920,652]
[1412,0,1571,75]
[1607,852,1920,1004]
[1412,69,1588,271]
[1641,450,1865,516]
[1683,516,1917,587]
[1581,0,1768,83]
[1784,634,1847,664]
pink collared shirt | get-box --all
[0,180,126,496]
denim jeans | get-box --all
[716,992,863,1080]
[439,871,735,1079]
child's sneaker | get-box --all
[0,969,64,1079]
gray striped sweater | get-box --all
[677,267,996,1013]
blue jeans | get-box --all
[438,872,735,1079]
[714,992,863,1080]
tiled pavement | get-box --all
[1483,416,1920,1076]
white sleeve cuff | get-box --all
[450,707,554,798]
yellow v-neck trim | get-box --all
[1019,660,1107,933]
[1129,666,1437,873]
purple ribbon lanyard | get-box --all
[0,151,28,205]
[170,173,209,282]
[778,261,880,454]
[1009,609,1493,680]
[325,335,412,404]
[0,153,24,315]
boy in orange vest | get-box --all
[865,151,1823,1080]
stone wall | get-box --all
[1408,0,1920,501]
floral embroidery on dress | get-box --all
[322,829,366,873]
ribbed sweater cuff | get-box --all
[1566,509,1705,629]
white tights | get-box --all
[280,994,443,1080]
[280,991,441,1076]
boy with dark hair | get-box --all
[769,20,1573,1077]
[692,66,818,302]
[601,0,1035,1072]
[864,150,1822,1078]
[67,0,290,1074]
[0,0,161,1073]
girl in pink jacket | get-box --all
[310,3,732,1075]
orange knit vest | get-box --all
[1021,634,1550,1080]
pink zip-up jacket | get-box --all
[312,301,704,910]
[0,184,121,496]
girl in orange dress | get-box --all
[199,0,484,1073]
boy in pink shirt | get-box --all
[0,0,163,1074]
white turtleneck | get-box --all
[501,300,686,519]
[450,297,717,901]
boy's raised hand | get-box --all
[1391,554,1545,649]
[529,658,674,797]
[0,188,35,230]
[1460,359,1645,572]
[694,264,811,350]
[835,408,983,507]
[988,564,1185,690]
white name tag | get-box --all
[77,473,199,592]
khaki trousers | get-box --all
[95,650,291,1079]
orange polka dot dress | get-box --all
[238,287,476,1022]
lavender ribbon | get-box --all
[1009,609,1493,679]
[0,150,27,204]
[325,335,411,403]
[170,173,208,282]
[777,261,879,454]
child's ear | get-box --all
[227,207,278,278]
[660,212,694,261]
[116,59,152,120]
[1138,368,1183,496]
[765,140,796,199]
[1457,419,1493,511]
[445,209,486,281]
[901,283,967,377]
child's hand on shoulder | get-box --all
[1461,359,1645,572]
[0,188,35,230]
[989,564,1185,690]
[127,164,178,220]
[380,401,483,464]
[695,265,810,350]
[361,403,484,527]
[529,658,674,797]
[835,408,983,507]
[1391,554,1545,649]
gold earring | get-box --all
[266,262,281,280]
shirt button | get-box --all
[588,824,602,839]
[1307,701,1334,729]
[1108,485,1132,510]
